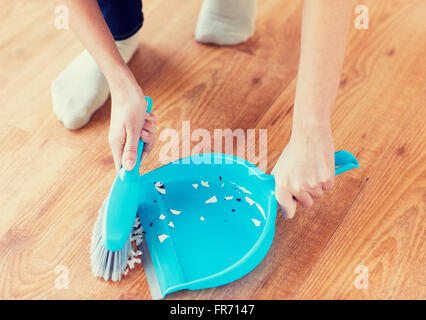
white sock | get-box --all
[195,0,257,45]
[51,32,140,130]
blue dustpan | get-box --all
[137,151,359,298]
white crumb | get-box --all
[170,209,181,215]
[133,227,143,235]
[200,216,205,221]
[238,186,252,194]
[205,196,218,204]
[252,218,261,227]
[127,252,142,269]
[158,234,169,243]
[168,221,175,228]
[155,187,166,194]
[130,233,143,243]
[192,184,199,189]
[245,196,255,205]
[130,249,142,257]
[225,196,233,200]
[201,180,210,187]
[133,217,141,228]
[159,214,166,220]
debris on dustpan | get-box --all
[192,184,199,189]
[251,218,261,227]
[158,234,169,243]
[224,196,233,200]
[237,186,252,194]
[159,214,166,220]
[170,209,181,215]
[201,180,209,187]
[205,196,217,204]
[155,181,166,194]
[245,196,255,206]
[168,221,175,228]
[200,216,205,221]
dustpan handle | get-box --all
[334,150,360,175]
[120,96,153,182]
[269,150,359,188]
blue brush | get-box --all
[91,96,153,281]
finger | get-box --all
[145,112,157,125]
[322,176,335,191]
[140,129,155,145]
[275,183,297,218]
[108,130,126,171]
[142,117,156,135]
[293,190,314,208]
[122,128,140,171]
[308,186,324,199]
[140,129,155,160]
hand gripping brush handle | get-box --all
[104,96,153,251]
[91,96,153,281]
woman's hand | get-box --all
[272,123,335,218]
[108,71,156,171]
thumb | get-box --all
[122,129,140,171]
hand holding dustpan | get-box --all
[137,150,359,299]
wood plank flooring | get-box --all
[0,0,424,299]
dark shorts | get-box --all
[98,0,143,40]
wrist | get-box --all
[105,64,137,92]
[292,111,331,135]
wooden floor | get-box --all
[0,0,424,299]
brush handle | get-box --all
[120,96,153,182]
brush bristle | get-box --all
[90,200,134,281]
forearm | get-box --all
[293,0,352,132]
[66,0,133,87]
